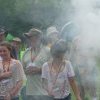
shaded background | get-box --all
[0,0,74,38]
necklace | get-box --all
[49,61,63,85]
[30,48,37,63]
[2,60,11,72]
[49,60,66,98]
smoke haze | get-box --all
[72,0,100,50]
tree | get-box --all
[0,0,73,37]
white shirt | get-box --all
[42,60,75,99]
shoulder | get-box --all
[42,62,50,71]
[43,62,48,68]
[0,60,2,63]
[11,59,22,65]
[42,62,49,73]
[43,46,50,51]
[64,60,73,69]
[40,46,50,53]
[23,48,31,55]
[22,48,31,59]
[36,47,50,61]
[65,60,72,65]
[0,60,2,67]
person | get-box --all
[0,28,6,42]
[81,48,98,100]
[0,41,25,100]
[21,28,51,100]
[42,39,82,100]
[0,28,18,60]
[11,37,22,60]
[70,35,98,100]
[46,26,60,48]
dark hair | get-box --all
[0,28,5,33]
[0,41,15,58]
[50,39,68,57]
[0,28,8,37]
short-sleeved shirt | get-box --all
[22,46,50,95]
[42,60,75,99]
[0,59,25,96]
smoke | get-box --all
[71,0,100,98]
[72,0,100,50]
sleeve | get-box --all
[21,48,30,68]
[13,60,26,82]
[34,47,51,67]
[41,62,48,79]
[21,52,26,70]
[66,61,75,77]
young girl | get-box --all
[42,40,82,100]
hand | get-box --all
[47,87,54,97]
[2,71,12,79]
[5,93,11,100]
[76,95,82,100]
[25,66,39,74]
[25,66,32,74]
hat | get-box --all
[12,37,21,43]
[24,28,42,38]
[6,33,14,41]
[46,26,58,36]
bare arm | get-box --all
[9,61,24,97]
[69,77,82,100]
[25,66,41,74]
[42,78,53,96]
[42,78,48,91]
[0,71,12,81]
[5,80,23,100]
[9,80,23,97]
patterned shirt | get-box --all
[0,59,25,96]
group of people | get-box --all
[0,28,25,100]
[0,26,98,100]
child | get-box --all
[42,40,82,100]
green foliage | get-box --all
[0,0,72,37]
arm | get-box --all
[42,78,48,92]
[9,60,25,97]
[42,62,48,91]
[68,77,82,100]
[66,61,82,100]
[0,71,12,81]
[25,66,41,74]
[31,67,41,73]
[9,80,23,97]
[41,62,54,96]
[5,80,23,100]
[42,78,53,96]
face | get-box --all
[0,46,11,60]
[49,34,59,45]
[11,41,21,50]
[53,53,65,61]
[29,35,41,47]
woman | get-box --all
[42,40,82,100]
[0,41,25,100]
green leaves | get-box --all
[0,0,72,37]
